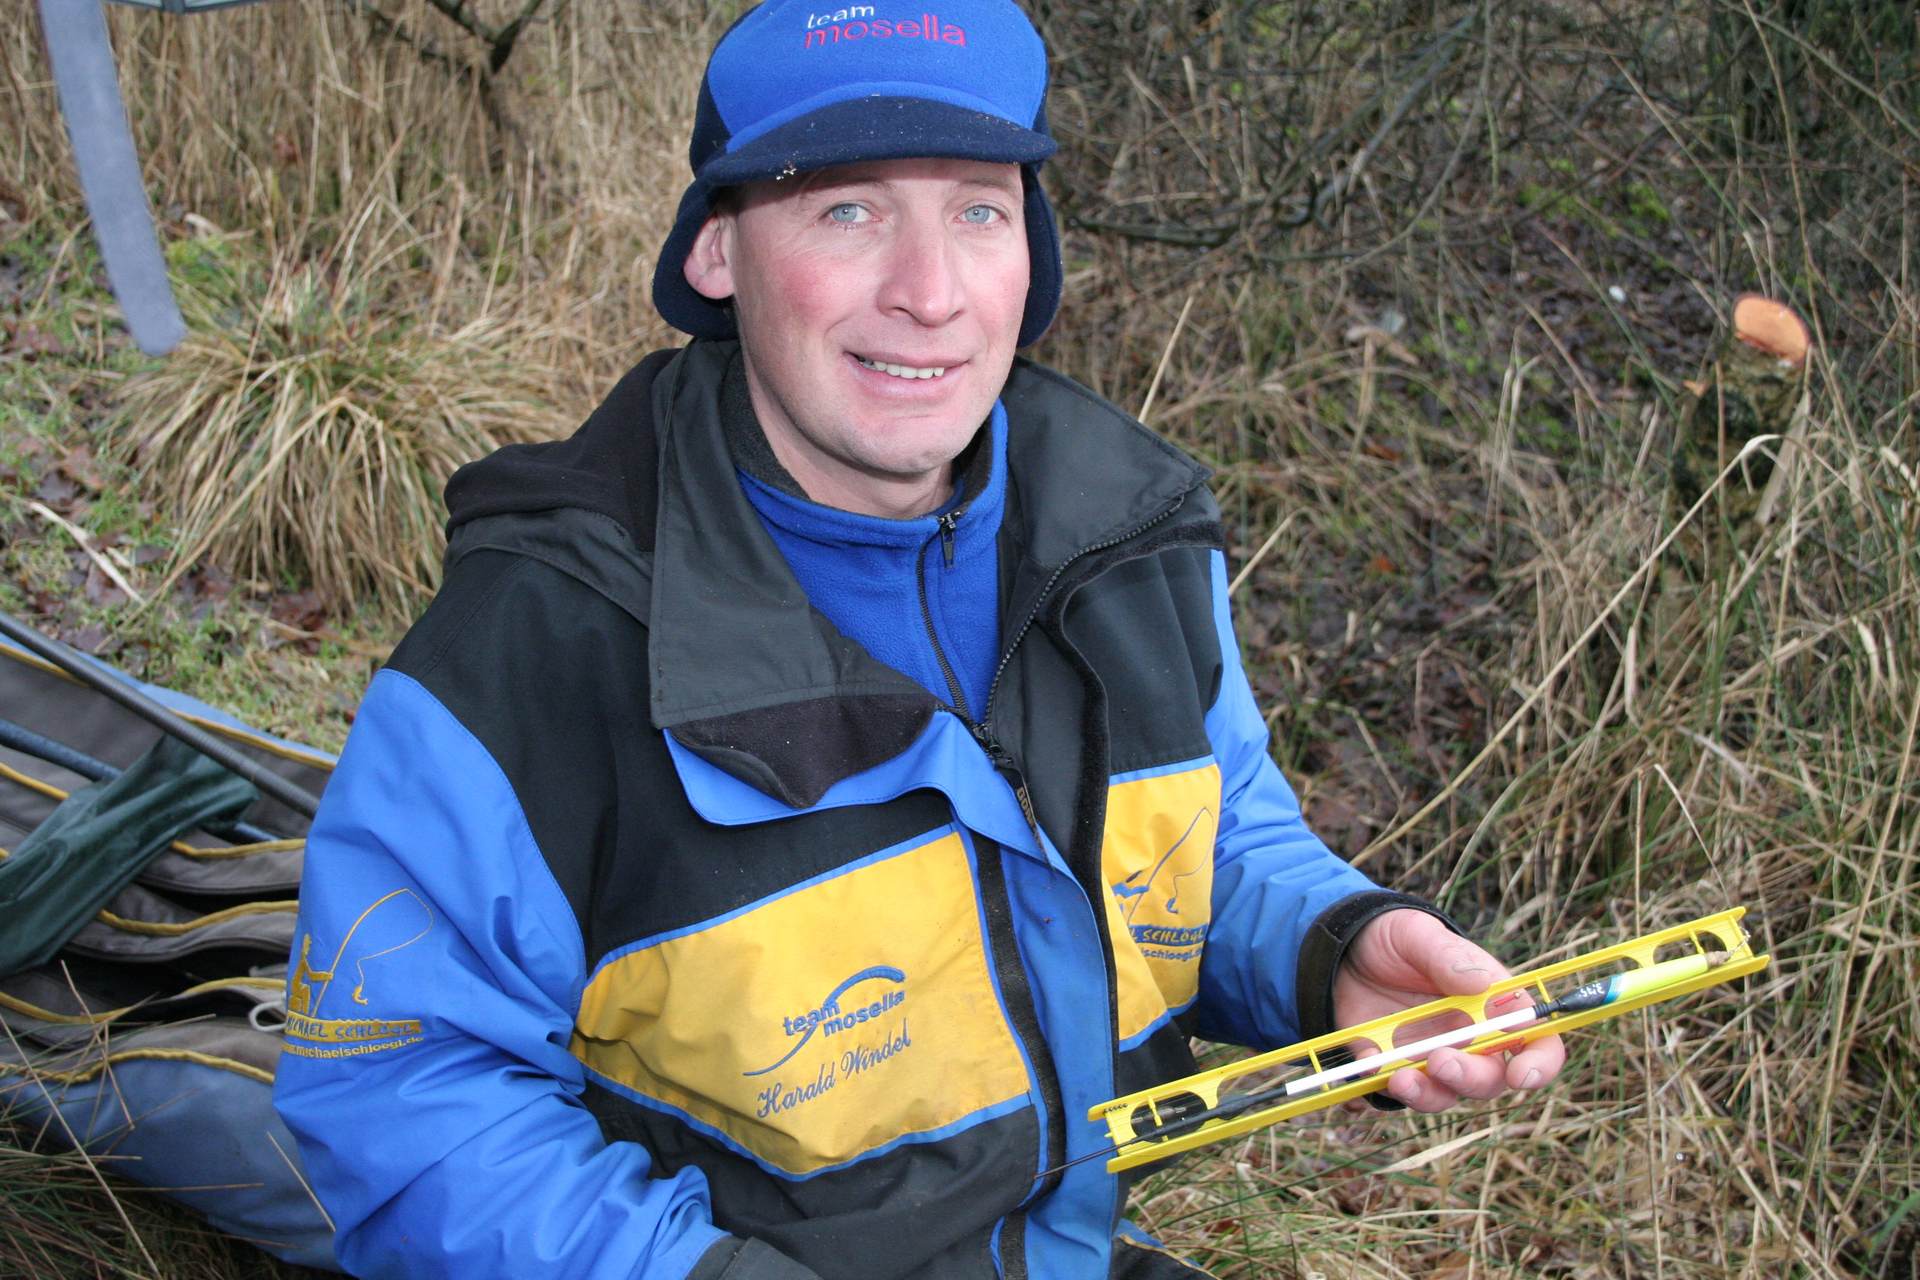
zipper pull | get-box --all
[975,727,1044,842]
[937,511,959,568]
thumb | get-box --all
[1392,912,1505,996]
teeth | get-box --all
[857,356,946,379]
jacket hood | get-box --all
[444,349,675,549]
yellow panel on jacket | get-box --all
[1101,761,1221,1042]
[570,829,1029,1175]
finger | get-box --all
[1383,1065,1458,1113]
[1426,1047,1510,1100]
[1506,1032,1567,1090]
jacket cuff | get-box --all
[687,1236,824,1280]
[1293,890,1460,1112]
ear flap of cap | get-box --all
[1017,170,1061,348]
[653,180,739,341]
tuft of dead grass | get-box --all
[109,228,562,616]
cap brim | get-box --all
[702,94,1056,188]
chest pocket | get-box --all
[1100,760,1221,1043]
[569,827,1029,1176]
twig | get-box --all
[419,0,554,74]
[1298,10,1478,227]
[344,0,477,83]
[1,1019,161,1278]
[1066,215,1235,249]
[421,0,497,49]
[1229,512,1301,598]
[1137,293,1195,425]
[341,0,520,144]
[28,502,144,605]
[488,0,557,73]
[266,1130,335,1233]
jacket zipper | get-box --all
[920,491,1202,1226]
[916,507,973,719]
[914,504,1065,1210]
[983,496,1189,729]
[983,495,1190,1220]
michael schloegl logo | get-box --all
[1111,806,1214,961]
[745,965,911,1119]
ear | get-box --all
[683,211,737,302]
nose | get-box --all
[874,210,963,326]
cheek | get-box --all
[765,252,857,336]
[973,252,1030,339]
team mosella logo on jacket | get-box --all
[283,888,433,1059]
[744,965,911,1119]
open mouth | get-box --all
[855,355,948,380]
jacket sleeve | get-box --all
[1190,550,1443,1049]
[274,669,804,1279]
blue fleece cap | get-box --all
[651,0,1061,348]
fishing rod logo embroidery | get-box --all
[283,888,433,1059]
[1111,806,1215,962]
[744,965,911,1120]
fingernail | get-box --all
[1522,1068,1541,1089]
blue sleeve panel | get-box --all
[1191,550,1385,1049]
[272,669,729,1279]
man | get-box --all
[274,3,1563,1277]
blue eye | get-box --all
[827,203,868,224]
[961,205,1001,225]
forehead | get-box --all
[734,156,1024,209]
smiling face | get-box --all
[683,157,1030,518]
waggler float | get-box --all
[1059,907,1768,1177]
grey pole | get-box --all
[39,0,187,356]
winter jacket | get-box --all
[273,340,1420,1279]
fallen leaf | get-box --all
[182,564,234,604]
[3,322,64,359]
[57,445,108,494]
[84,562,127,608]
[33,471,79,510]
[270,587,329,632]
[1363,441,1403,463]
[1368,553,1397,575]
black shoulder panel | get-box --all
[386,547,654,936]
[387,547,952,953]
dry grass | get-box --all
[5,0,726,616]
[2,0,1916,1276]
[112,237,563,613]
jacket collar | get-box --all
[646,340,1208,808]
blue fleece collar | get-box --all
[737,403,1007,718]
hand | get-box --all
[1332,908,1566,1113]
